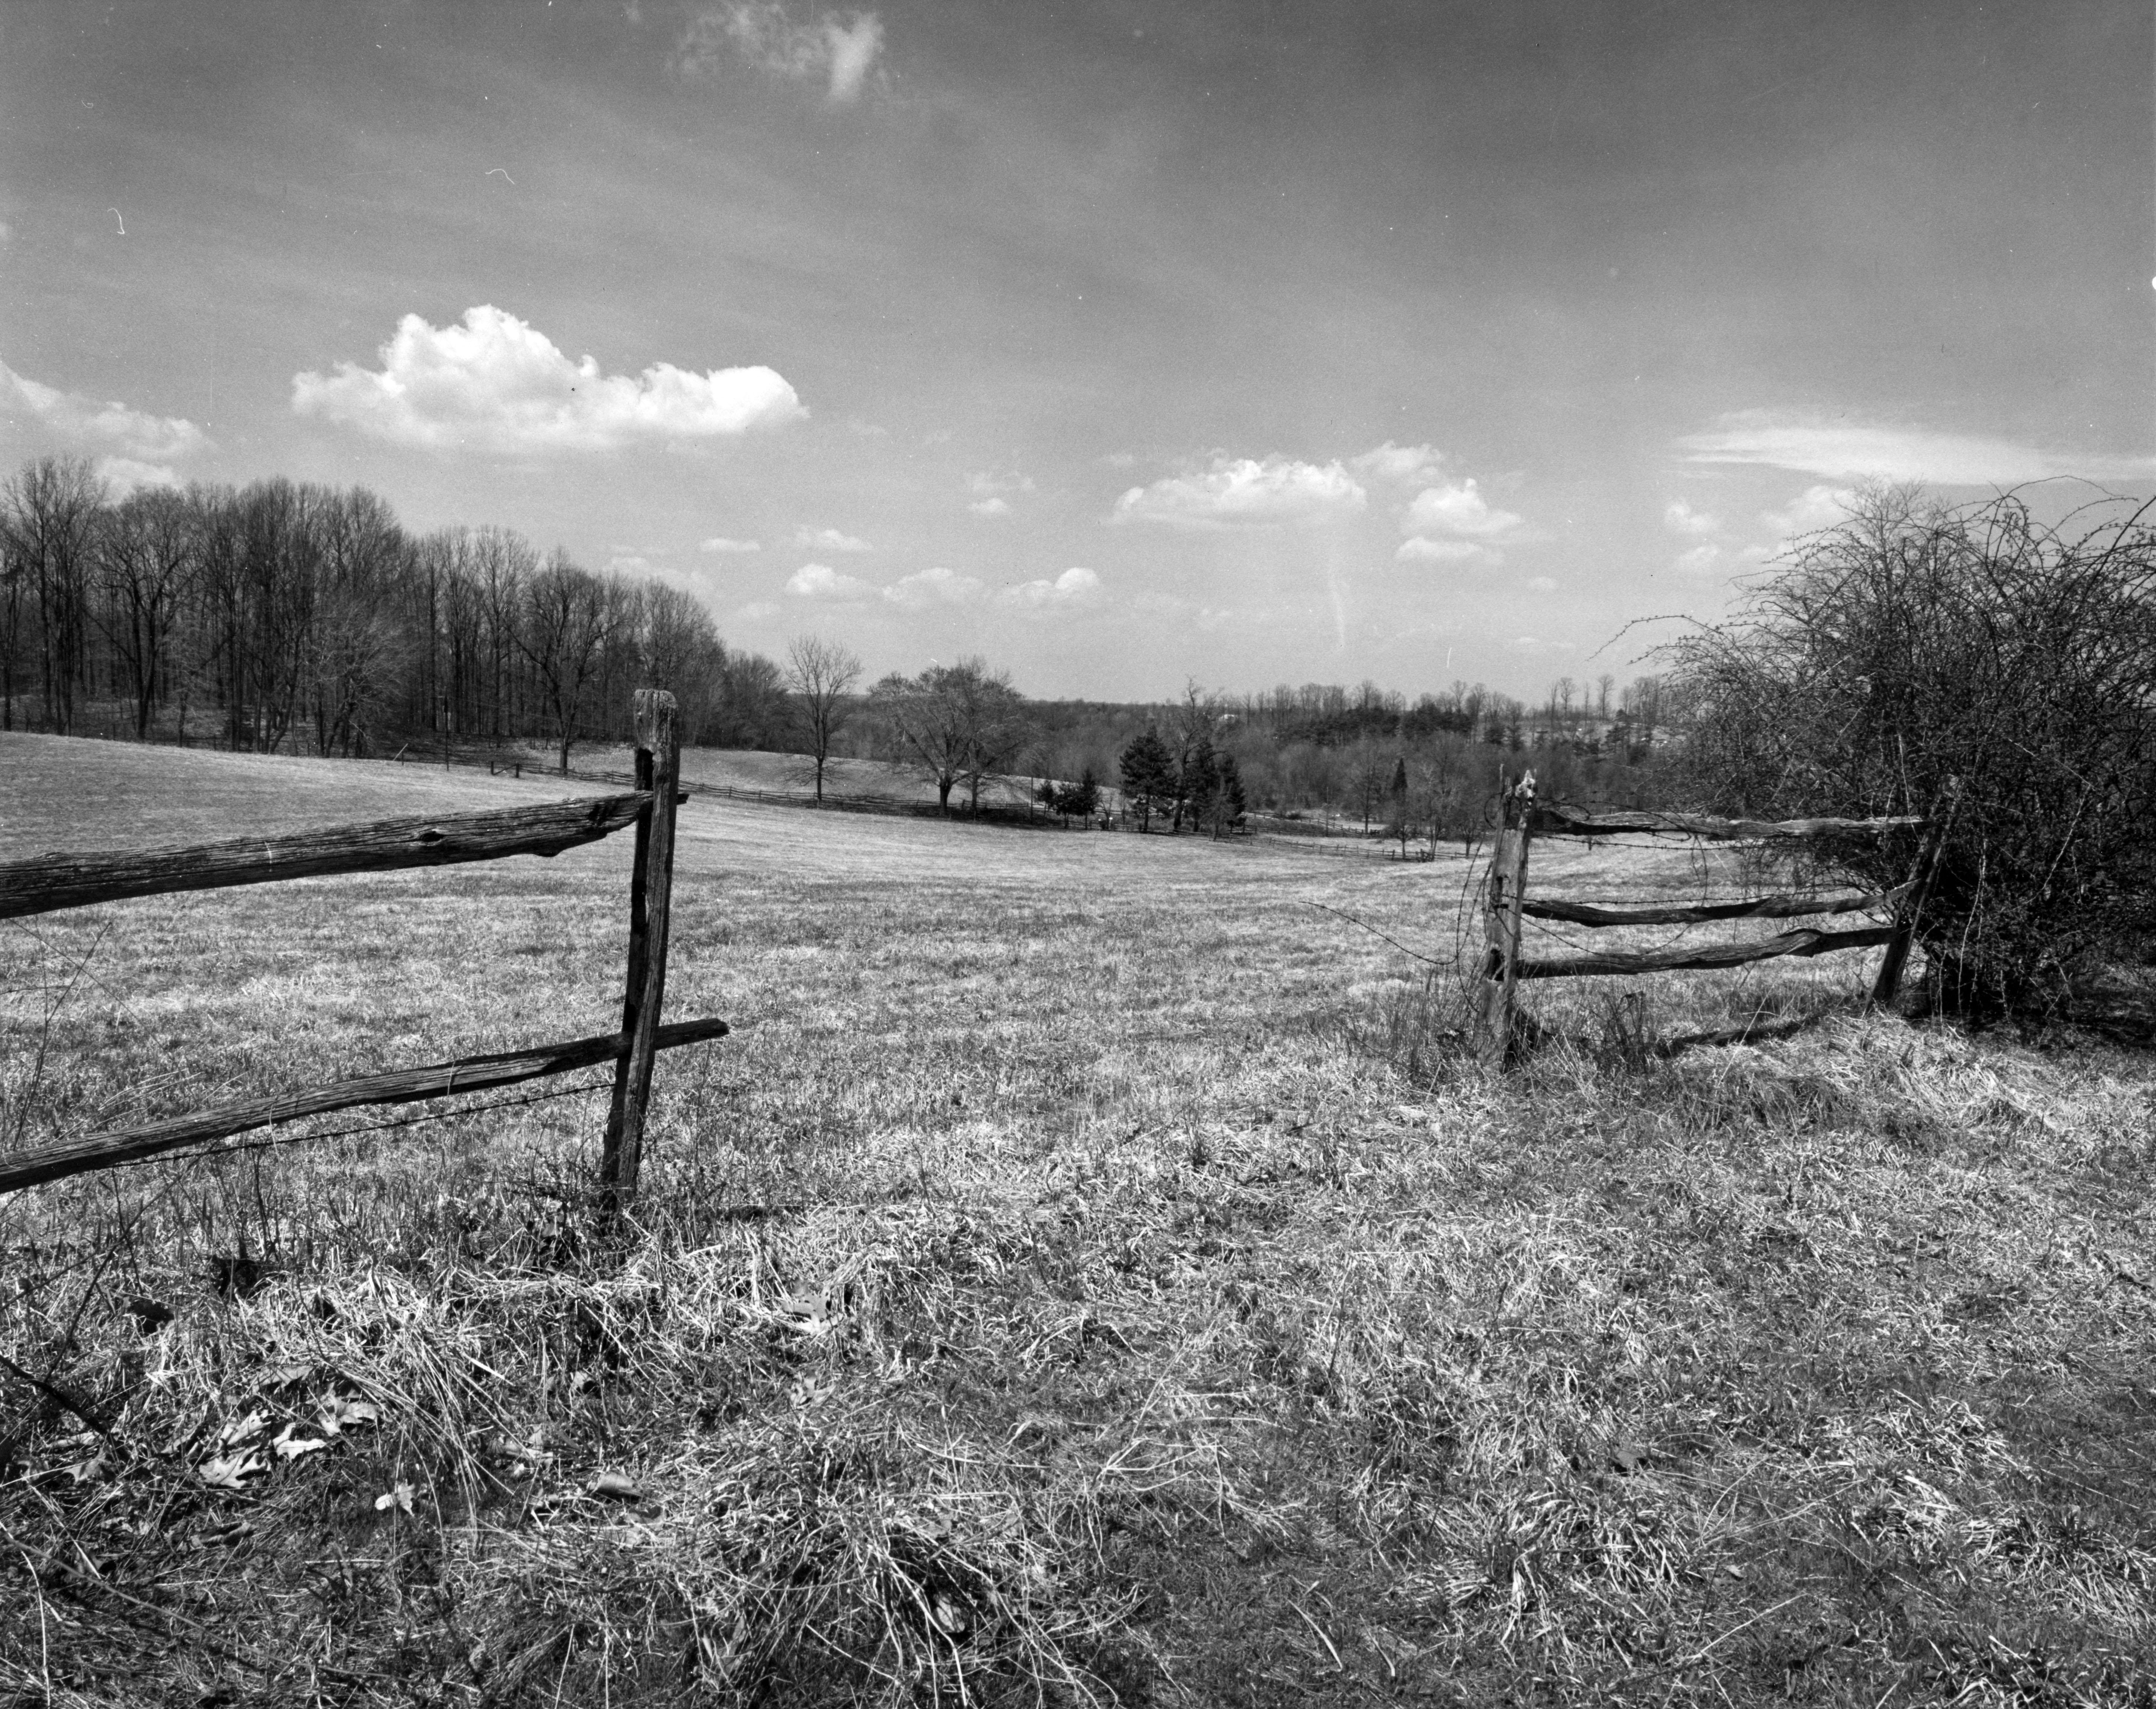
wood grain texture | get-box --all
[1520,883,1910,928]
[0,1017,731,1193]
[602,691,680,1213]
[1515,924,1898,980]
[0,792,653,919]
[1526,807,1926,843]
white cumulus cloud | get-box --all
[700,535,762,553]
[792,524,870,553]
[0,358,209,462]
[786,562,875,600]
[1676,410,2155,486]
[1401,478,1524,540]
[1662,498,1719,537]
[675,4,885,103]
[291,306,803,452]
[999,567,1100,610]
[882,566,986,609]
[1673,543,1724,579]
[968,496,1011,517]
[1112,454,1366,529]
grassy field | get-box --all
[518,740,1046,812]
[2,729,2153,1707]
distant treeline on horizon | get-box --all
[0,455,1675,817]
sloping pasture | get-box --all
[2,730,2151,1706]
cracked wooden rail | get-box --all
[0,792,654,919]
[1478,770,1955,1066]
[0,1017,731,1193]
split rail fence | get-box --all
[0,689,718,1213]
[1478,770,1952,1066]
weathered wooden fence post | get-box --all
[1478,770,1536,1067]
[1871,777,1960,1009]
[601,689,680,1216]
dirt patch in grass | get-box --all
[3,737,2152,1705]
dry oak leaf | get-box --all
[374,1481,415,1514]
[320,1396,380,1435]
[198,1450,266,1490]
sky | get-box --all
[2,0,2150,701]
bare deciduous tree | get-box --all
[94,486,199,739]
[785,635,863,803]
[871,656,1028,814]
[519,552,615,774]
[1,455,106,733]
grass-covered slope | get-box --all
[2,732,2151,1706]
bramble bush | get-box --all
[1665,485,2156,1017]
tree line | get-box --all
[0,451,1674,836]
[0,456,793,765]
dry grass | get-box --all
[2,730,2152,1706]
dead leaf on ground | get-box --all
[198,1450,266,1490]
[320,1396,379,1435]
[373,1481,414,1514]
[272,1424,326,1462]
[217,1411,269,1449]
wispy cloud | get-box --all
[96,457,183,493]
[1394,536,1492,565]
[0,357,210,467]
[783,560,1099,615]
[291,306,803,452]
[674,4,885,103]
[792,524,870,553]
[699,535,762,553]
[1349,441,1446,485]
[1662,498,1719,537]
[998,567,1099,610]
[965,470,1032,518]
[1112,453,1366,529]
[1677,411,2155,486]
[882,566,985,609]
[1758,483,1855,537]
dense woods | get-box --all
[0,456,792,764]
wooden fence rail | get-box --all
[0,794,652,920]
[1,690,714,1210]
[1478,771,1953,1066]
[0,1018,730,1195]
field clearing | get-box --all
[2,731,2153,1707]
[563,741,1044,811]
